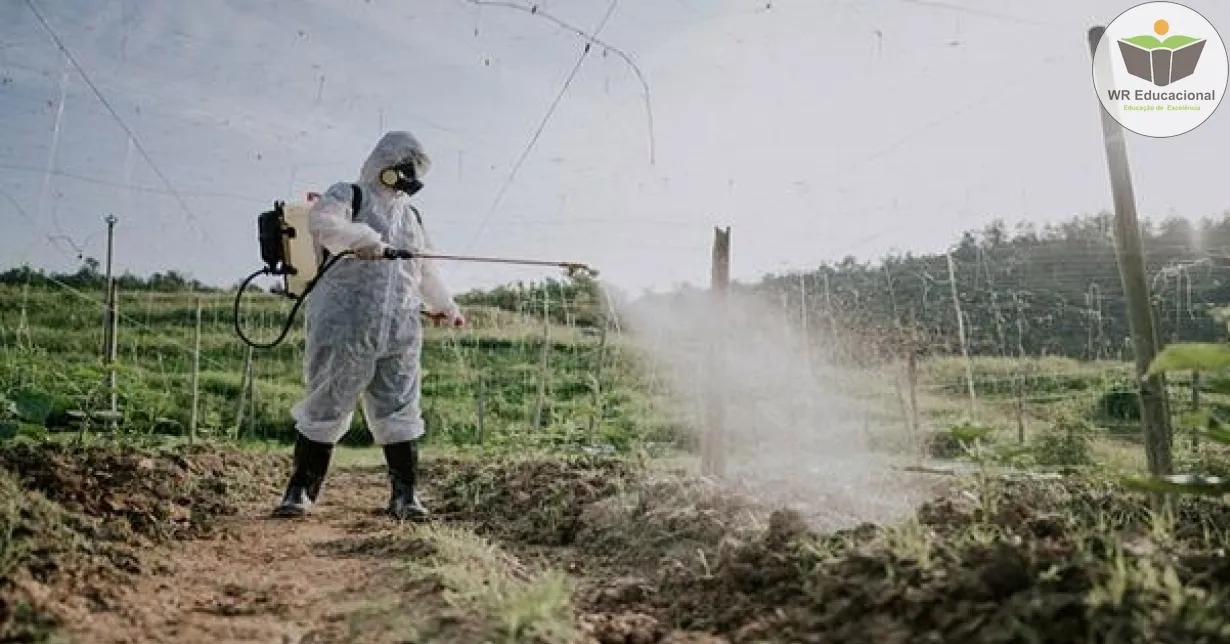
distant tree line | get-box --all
[749,211,1230,361]
[0,259,217,293]
[0,258,613,327]
[7,211,1230,357]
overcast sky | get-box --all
[2,0,1228,295]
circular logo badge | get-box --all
[1092,1,1228,138]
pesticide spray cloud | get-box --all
[616,283,939,530]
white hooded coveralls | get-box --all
[290,131,460,445]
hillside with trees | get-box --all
[6,211,1229,360]
[748,211,1230,361]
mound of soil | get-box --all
[582,476,1230,644]
[424,454,635,546]
[571,475,765,575]
[423,456,1230,643]
[0,471,143,642]
[0,441,288,542]
[0,440,290,642]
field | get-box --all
[5,282,1230,643]
[0,283,675,452]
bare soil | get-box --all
[58,469,448,644]
[6,443,1230,644]
[0,440,497,644]
[426,456,1230,644]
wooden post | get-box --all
[1191,370,1200,449]
[946,250,977,419]
[1191,371,1200,412]
[1014,376,1026,444]
[233,345,253,437]
[16,283,31,350]
[883,263,900,325]
[798,272,813,370]
[106,281,119,432]
[906,349,920,439]
[141,291,153,363]
[247,360,257,439]
[1014,292,1028,444]
[102,215,119,432]
[588,321,608,434]
[892,371,911,435]
[476,373,486,445]
[532,290,551,429]
[189,296,202,444]
[1087,25,1173,476]
[823,271,838,362]
[798,272,809,336]
[702,226,731,477]
[798,273,817,423]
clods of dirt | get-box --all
[10,442,1230,644]
[424,454,635,546]
[423,455,1230,643]
[0,441,287,542]
[0,440,289,642]
[582,475,1230,644]
[578,611,669,644]
[0,470,142,642]
[573,476,764,575]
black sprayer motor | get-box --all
[257,201,294,278]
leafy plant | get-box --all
[1127,307,1230,495]
[936,422,1000,519]
[9,389,55,426]
[925,421,993,460]
[0,392,17,440]
[1031,415,1095,467]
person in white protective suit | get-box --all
[273,131,465,521]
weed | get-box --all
[1031,415,1096,468]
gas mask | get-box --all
[379,161,424,196]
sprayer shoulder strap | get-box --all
[349,183,423,227]
[317,185,364,266]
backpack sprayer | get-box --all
[232,189,592,350]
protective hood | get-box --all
[358,131,432,187]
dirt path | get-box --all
[63,467,421,644]
[23,444,1223,643]
[8,446,1014,644]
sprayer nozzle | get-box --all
[562,263,597,279]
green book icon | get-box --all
[1117,33,1206,86]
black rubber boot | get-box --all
[383,440,428,521]
[272,433,334,518]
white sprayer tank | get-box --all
[279,193,322,298]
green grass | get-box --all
[5,283,1225,479]
[0,285,670,453]
[855,352,1230,478]
[921,355,1133,399]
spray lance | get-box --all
[232,197,593,349]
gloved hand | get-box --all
[354,240,387,260]
[427,308,466,328]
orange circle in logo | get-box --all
[1155,19,1169,35]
